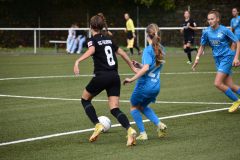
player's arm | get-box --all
[116,47,138,73]
[192,45,205,71]
[230,19,235,32]
[225,28,240,66]
[233,41,240,67]
[123,64,149,85]
[188,22,197,30]
[74,46,95,75]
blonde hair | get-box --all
[146,23,164,66]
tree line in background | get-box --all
[0,0,239,48]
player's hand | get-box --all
[232,58,240,67]
[123,78,133,85]
[132,60,142,69]
[74,63,80,75]
[192,60,199,71]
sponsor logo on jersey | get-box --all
[88,41,93,47]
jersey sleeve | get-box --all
[142,47,153,65]
[112,41,119,53]
[200,29,208,46]
[224,27,238,43]
[191,19,197,27]
[87,38,95,48]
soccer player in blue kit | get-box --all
[123,24,167,140]
[231,8,240,41]
[192,10,240,113]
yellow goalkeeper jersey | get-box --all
[126,18,135,33]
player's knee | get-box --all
[214,81,222,89]
[81,98,92,110]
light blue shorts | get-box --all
[130,84,159,108]
[214,55,234,75]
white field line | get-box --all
[0,94,232,105]
[0,71,239,81]
[0,107,228,147]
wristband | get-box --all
[196,56,200,60]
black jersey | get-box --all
[87,34,119,73]
[182,18,196,38]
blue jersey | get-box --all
[231,16,240,35]
[201,25,238,57]
[136,45,164,91]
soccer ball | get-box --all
[98,116,111,132]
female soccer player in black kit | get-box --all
[74,14,137,146]
[180,10,198,64]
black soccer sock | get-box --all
[81,98,99,125]
[130,48,133,55]
[111,108,130,129]
[186,47,192,62]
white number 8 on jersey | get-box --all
[104,46,116,66]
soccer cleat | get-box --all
[187,61,192,64]
[89,123,104,142]
[228,100,240,113]
[136,132,148,140]
[157,122,167,138]
[126,127,137,146]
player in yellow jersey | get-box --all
[124,13,141,55]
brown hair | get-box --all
[208,10,221,19]
[90,13,109,32]
[146,23,164,66]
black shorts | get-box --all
[86,71,121,97]
[127,31,133,40]
[184,36,194,44]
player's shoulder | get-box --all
[202,26,211,34]
[144,45,153,52]
[190,18,195,22]
[219,25,229,32]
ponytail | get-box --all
[146,23,164,66]
[97,13,112,36]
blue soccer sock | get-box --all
[130,109,145,133]
[236,88,240,95]
[142,106,160,126]
[224,88,239,101]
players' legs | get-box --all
[77,36,86,54]
[107,75,136,146]
[108,96,136,146]
[127,38,134,55]
[224,75,240,95]
[133,39,141,55]
[108,96,131,130]
[214,72,238,101]
[70,38,78,54]
[184,42,192,63]
[81,89,99,125]
[142,106,160,126]
[130,106,145,133]
[66,37,71,52]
